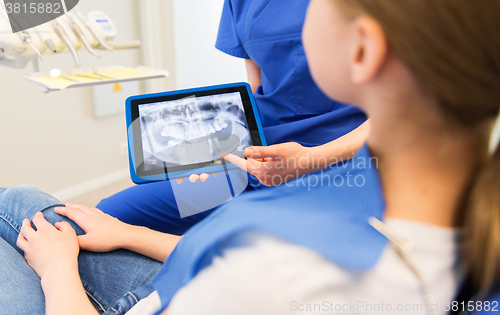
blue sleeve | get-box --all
[215,0,250,59]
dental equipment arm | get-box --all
[76,9,113,51]
[18,4,57,53]
[0,5,43,60]
[34,27,57,53]
[67,14,102,59]
[0,7,143,70]
[53,19,80,68]
[103,40,141,50]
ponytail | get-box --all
[463,143,500,288]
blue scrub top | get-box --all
[216,0,367,147]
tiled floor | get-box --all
[65,178,135,208]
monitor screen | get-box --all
[137,92,253,172]
[127,83,265,182]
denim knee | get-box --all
[0,185,65,251]
[0,185,62,220]
[1,185,41,200]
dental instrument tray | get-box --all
[126,82,267,183]
[25,65,169,93]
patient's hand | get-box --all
[55,204,131,252]
[17,212,79,280]
[57,204,181,262]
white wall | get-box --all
[136,0,177,94]
[172,0,247,89]
[0,0,140,196]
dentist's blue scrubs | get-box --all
[97,0,367,234]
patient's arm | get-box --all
[42,264,99,315]
[55,204,181,262]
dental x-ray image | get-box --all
[138,92,253,172]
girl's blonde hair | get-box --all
[335,0,500,288]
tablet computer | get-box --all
[126,82,267,184]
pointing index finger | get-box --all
[245,146,281,159]
[223,153,263,175]
[222,153,249,172]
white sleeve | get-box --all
[167,233,352,315]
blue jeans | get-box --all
[0,186,162,315]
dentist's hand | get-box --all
[54,204,131,252]
[17,212,79,280]
[222,142,323,186]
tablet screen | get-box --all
[128,84,265,180]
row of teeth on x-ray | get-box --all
[139,94,251,166]
[209,118,228,133]
[149,103,244,147]
[149,133,241,166]
[161,116,229,139]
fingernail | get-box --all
[245,148,253,156]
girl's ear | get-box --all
[349,16,388,84]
